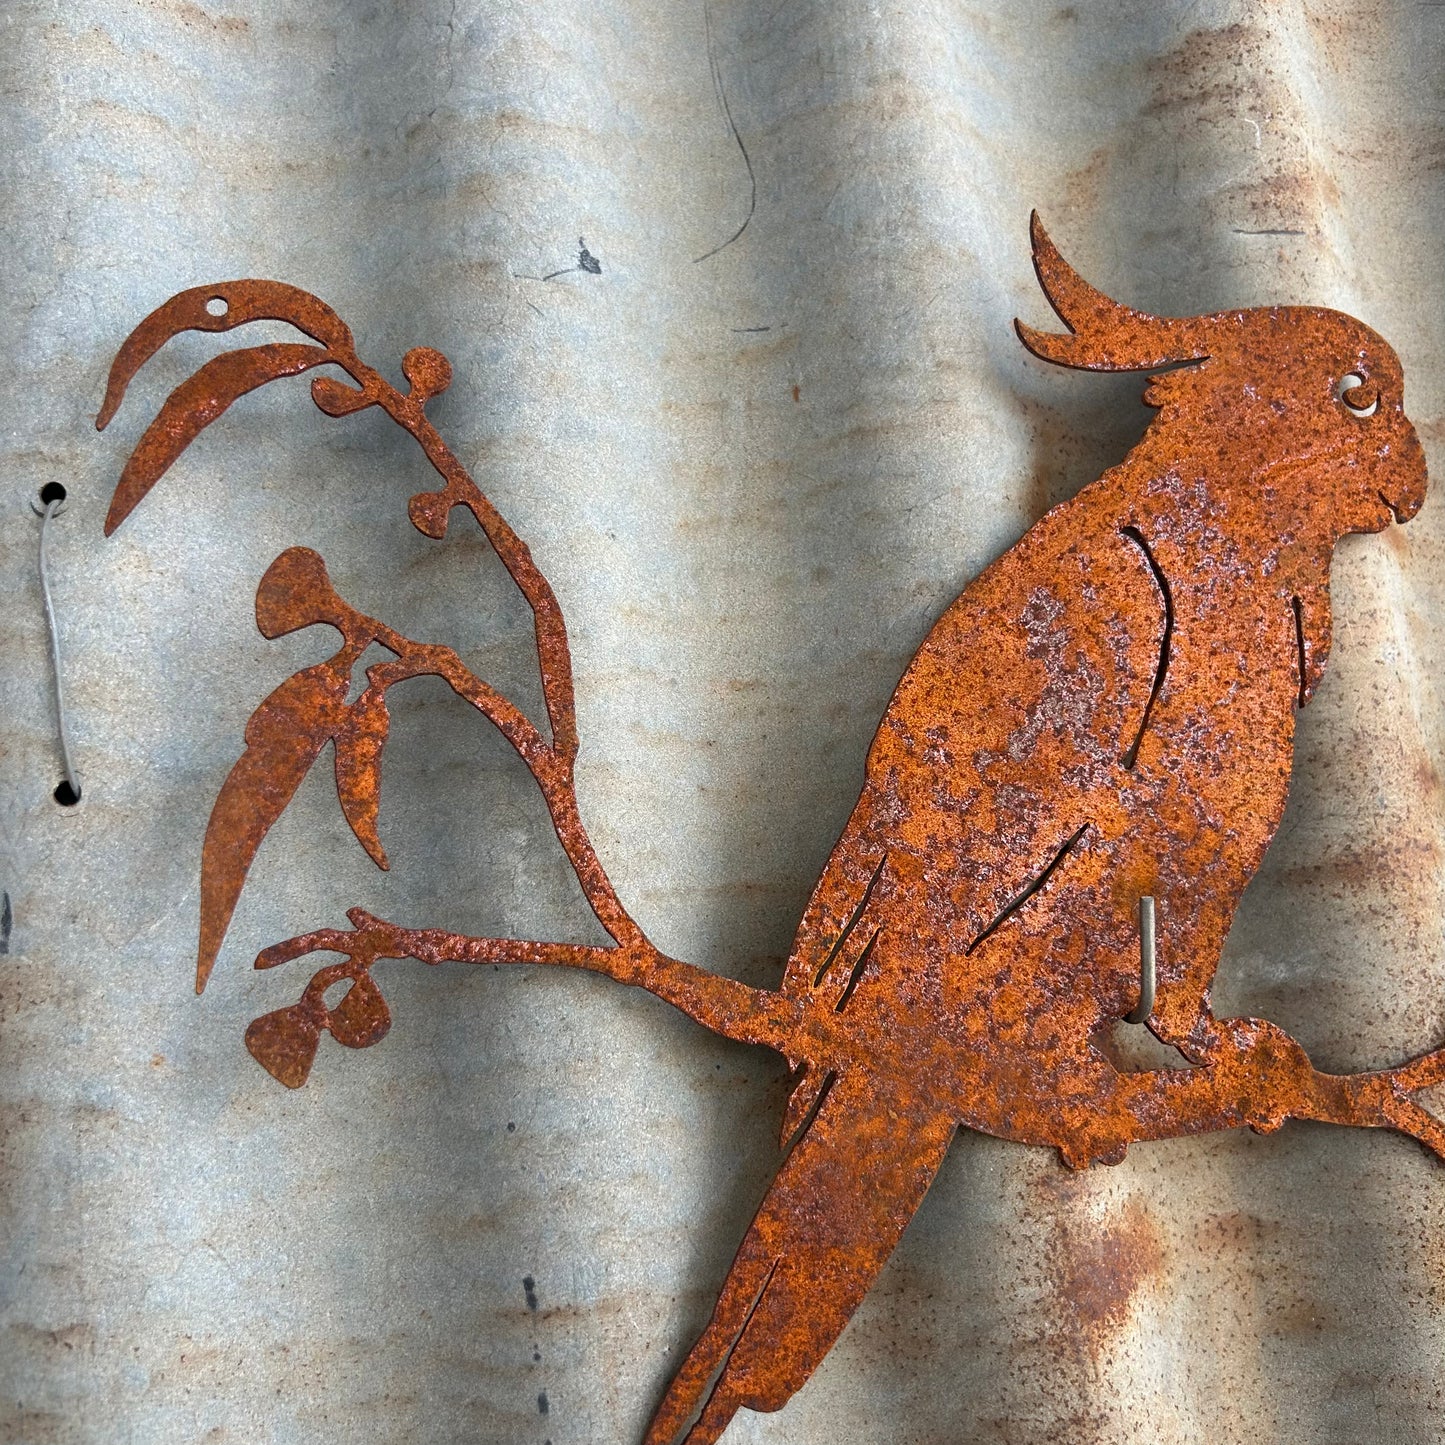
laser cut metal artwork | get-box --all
[99,214,1440,1444]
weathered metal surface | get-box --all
[7,5,1445,1444]
[96,215,1436,1444]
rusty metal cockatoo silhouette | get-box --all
[98,214,1440,1444]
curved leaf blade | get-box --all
[334,687,392,870]
[310,375,374,417]
[198,660,351,993]
[96,280,355,432]
[105,342,328,536]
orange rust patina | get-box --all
[99,215,1439,1445]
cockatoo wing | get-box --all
[777,500,1167,1129]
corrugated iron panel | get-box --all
[3,2,1443,1441]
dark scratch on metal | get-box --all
[694,0,757,264]
[542,237,603,282]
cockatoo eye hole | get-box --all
[1337,372,1379,417]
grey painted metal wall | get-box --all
[4,1,1444,1441]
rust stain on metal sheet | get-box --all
[99,215,1439,1444]
[1050,1196,1165,1350]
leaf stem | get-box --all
[323,350,638,948]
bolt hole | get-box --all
[205,296,229,318]
[53,780,81,807]
[39,482,67,506]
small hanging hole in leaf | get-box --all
[53,780,80,806]
[205,296,229,318]
[39,482,67,506]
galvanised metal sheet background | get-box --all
[3,1,1444,1441]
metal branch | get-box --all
[258,908,814,1058]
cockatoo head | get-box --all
[1015,214,1428,545]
